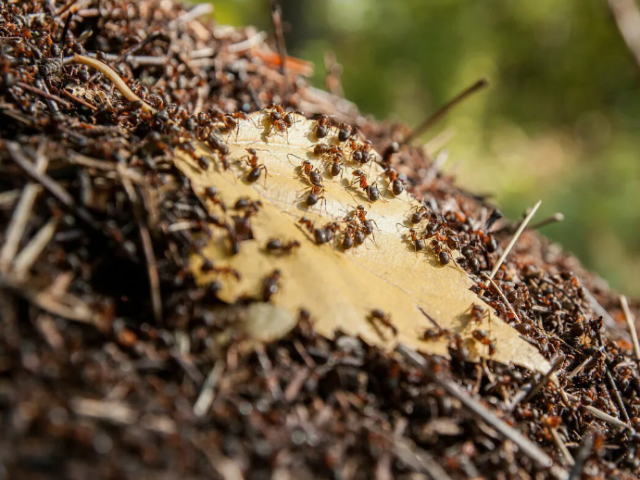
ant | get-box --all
[337,123,355,143]
[351,170,380,202]
[298,217,330,245]
[208,133,231,170]
[368,309,397,339]
[262,104,292,142]
[234,197,263,213]
[383,141,400,164]
[381,166,404,196]
[303,185,327,209]
[430,239,451,266]
[263,269,281,302]
[472,329,496,356]
[342,225,355,250]
[405,228,425,253]
[352,205,378,239]
[214,111,252,139]
[240,148,269,186]
[466,304,487,324]
[313,143,342,158]
[203,186,226,212]
[410,205,430,225]
[199,258,241,280]
[311,114,330,139]
[266,238,301,255]
[421,327,451,341]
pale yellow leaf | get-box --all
[174,113,550,373]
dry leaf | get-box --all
[174,113,550,373]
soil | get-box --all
[1,1,640,479]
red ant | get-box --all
[266,238,301,255]
[381,166,404,196]
[383,141,400,164]
[410,205,430,224]
[214,111,253,140]
[348,139,373,164]
[405,228,425,253]
[208,133,230,170]
[199,258,241,280]
[298,217,330,245]
[351,170,380,202]
[368,309,397,339]
[203,186,226,212]
[311,114,330,139]
[352,205,378,239]
[466,304,487,323]
[337,123,356,142]
[472,329,496,356]
[421,327,451,341]
[303,184,327,209]
[342,225,355,250]
[263,269,281,301]
[262,104,293,142]
[240,148,269,186]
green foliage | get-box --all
[210,0,640,296]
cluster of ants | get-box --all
[296,204,378,250]
[398,202,501,272]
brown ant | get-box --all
[266,238,301,255]
[199,258,241,280]
[262,104,292,142]
[303,185,327,209]
[203,186,226,212]
[466,304,487,324]
[382,167,404,196]
[311,114,330,139]
[403,228,425,253]
[240,148,269,186]
[368,309,397,339]
[352,205,378,240]
[263,269,281,301]
[472,329,496,356]
[383,141,399,164]
[342,225,355,250]
[351,170,380,202]
[421,327,451,341]
[298,217,330,245]
[214,111,252,139]
[410,205,430,224]
[234,197,263,213]
[337,123,355,142]
[430,239,451,266]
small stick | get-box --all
[489,200,541,280]
[567,432,593,480]
[61,88,98,111]
[584,405,633,430]
[403,78,489,144]
[270,0,288,78]
[6,142,101,231]
[550,428,575,467]
[566,354,595,380]
[13,218,59,280]
[621,295,640,366]
[395,343,559,472]
[0,146,49,269]
[606,370,631,423]
[118,164,162,324]
[482,272,521,324]
[14,81,73,109]
[528,213,564,230]
[507,355,564,411]
[193,361,225,417]
[227,32,268,54]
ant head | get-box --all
[246,148,256,154]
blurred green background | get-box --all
[205,0,640,297]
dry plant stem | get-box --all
[391,435,454,480]
[606,370,631,422]
[568,432,593,480]
[270,0,288,78]
[6,142,101,231]
[395,344,560,473]
[507,355,564,411]
[15,81,73,109]
[193,361,225,417]
[567,355,595,380]
[489,200,541,280]
[481,272,521,324]
[528,213,564,231]
[118,165,162,323]
[621,295,640,366]
[607,0,640,73]
[584,405,633,431]
[13,218,59,280]
[403,78,489,144]
[550,428,575,467]
[0,148,49,270]
[70,54,158,114]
